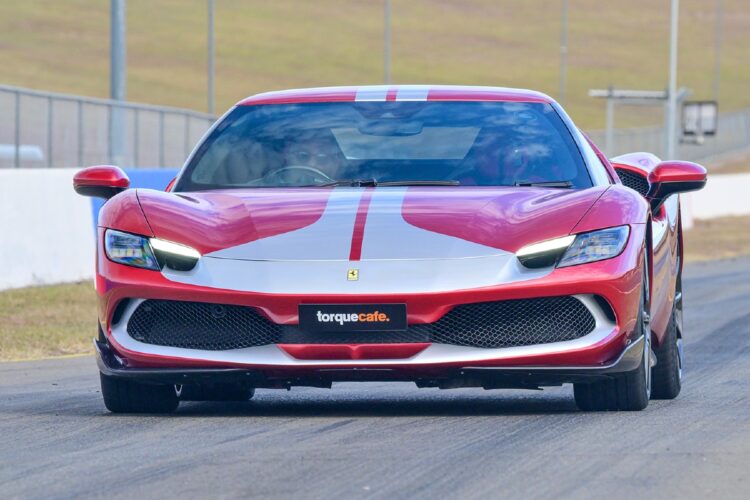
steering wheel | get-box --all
[261,165,334,186]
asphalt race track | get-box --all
[2,257,749,499]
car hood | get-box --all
[136,186,608,262]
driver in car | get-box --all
[278,132,344,185]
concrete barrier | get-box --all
[683,172,750,219]
[0,168,178,290]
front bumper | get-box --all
[96,334,645,389]
[97,225,646,373]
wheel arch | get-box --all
[644,215,655,340]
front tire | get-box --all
[574,269,652,411]
[651,275,683,399]
[100,373,179,413]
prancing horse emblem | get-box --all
[347,269,359,281]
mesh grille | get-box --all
[615,168,649,196]
[418,296,596,348]
[126,296,596,351]
[127,300,281,350]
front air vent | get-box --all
[615,168,649,196]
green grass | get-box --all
[684,215,750,262]
[0,281,97,361]
[0,0,749,129]
[711,149,750,174]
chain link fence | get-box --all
[0,84,215,169]
[587,107,750,162]
[3,82,750,168]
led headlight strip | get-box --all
[104,229,201,271]
[516,226,630,269]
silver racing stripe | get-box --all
[208,188,363,261]
[159,187,552,294]
[354,86,390,101]
[395,86,430,101]
[361,188,506,259]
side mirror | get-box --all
[73,165,130,199]
[165,177,177,192]
[647,161,707,211]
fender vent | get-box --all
[126,296,596,351]
[615,168,649,196]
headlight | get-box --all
[515,235,575,268]
[558,226,630,267]
[150,237,201,271]
[104,229,159,270]
[104,229,201,271]
[516,226,630,269]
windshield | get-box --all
[176,101,591,191]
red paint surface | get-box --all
[74,165,130,189]
[237,85,552,106]
[96,185,653,261]
[239,87,360,106]
[116,188,333,255]
[571,186,649,234]
[278,343,430,360]
[348,188,374,261]
[401,186,612,253]
[648,161,708,184]
[97,190,153,236]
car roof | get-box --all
[237,85,554,106]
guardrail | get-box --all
[0,84,216,168]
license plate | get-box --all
[298,304,407,332]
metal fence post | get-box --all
[14,90,21,168]
[133,107,140,167]
[107,103,113,164]
[110,0,127,166]
[159,110,165,167]
[184,113,190,158]
[78,100,84,166]
[47,96,54,167]
[605,98,615,155]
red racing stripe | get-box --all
[349,188,374,261]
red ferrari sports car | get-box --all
[74,85,706,412]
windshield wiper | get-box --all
[373,180,460,186]
[315,179,378,187]
[315,179,460,187]
[513,180,573,188]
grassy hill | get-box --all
[0,0,748,129]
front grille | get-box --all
[126,296,596,351]
[615,168,649,196]
[415,296,596,348]
[127,300,281,350]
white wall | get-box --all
[0,169,95,290]
[683,172,750,222]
